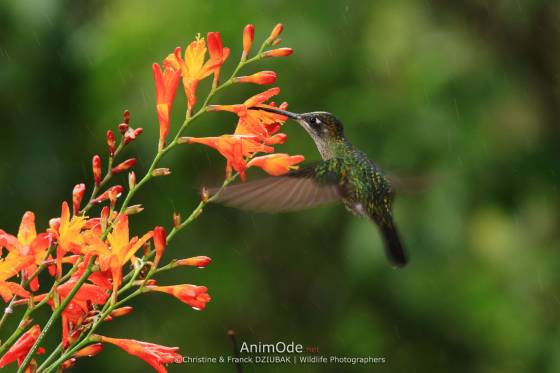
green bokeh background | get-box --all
[1,0,559,372]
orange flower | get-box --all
[181,135,273,180]
[97,335,181,373]
[247,154,305,176]
[53,202,87,277]
[146,284,211,310]
[208,88,289,142]
[0,211,51,292]
[85,214,153,298]
[234,71,277,85]
[0,252,33,302]
[0,324,43,368]
[152,62,181,149]
[166,33,229,114]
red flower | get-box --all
[152,62,181,149]
[0,324,43,368]
[91,185,124,205]
[147,284,211,310]
[97,335,181,373]
[234,71,277,85]
[247,154,305,176]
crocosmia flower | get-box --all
[146,284,211,310]
[152,61,181,149]
[97,335,181,373]
[247,153,305,176]
[0,324,43,368]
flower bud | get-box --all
[118,122,129,134]
[263,48,293,58]
[128,171,136,190]
[100,206,109,230]
[49,218,61,231]
[123,109,130,124]
[106,130,116,156]
[271,38,282,46]
[72,183,86,215]
[124,127,143,145]
[242,24,255,58]
[173,212,181,228]
[111,158,136,174]
[124,204,144,215]
[152,168,171,177]
[234,71,277,85]
[153,226,166,266]
[93,185,123,204]
[201,187,209,203]
[175,256,212,268]
[110,306,133,318]
[267,23,284,43]
[73,343,103,358]
[92,155,102,185]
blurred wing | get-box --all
[211,166,341,212]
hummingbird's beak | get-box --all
[252,106,301,120]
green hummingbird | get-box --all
[214,107,408,268]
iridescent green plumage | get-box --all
[215,110,407,267]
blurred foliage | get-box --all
[1,0,560,372]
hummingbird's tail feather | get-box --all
[378,221,408,268]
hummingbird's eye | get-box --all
[309,117,322,130]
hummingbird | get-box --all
[214,108,408,268]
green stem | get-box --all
[17,257,95,373]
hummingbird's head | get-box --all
[254,107,345,158]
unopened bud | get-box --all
[111,158,136,174]
[72,183,86,215]
[73,343,103,358]
[263,48,293,58]
[153,226,166,266]
[176,256,212,268]
[267,23,284,43]
[173,212,181,228]
[234,71,277,85]
[92,155,102,185]
[128,171,136,190]
[124,127,143,145]
[110,306,133,318]
[124,204,144,215]
[118,123,129,134]
[152,168,171,177]
[242,24,255,58]
[106,130,116,156]
[123,109,130,124]
[201,187,209,203]
[271,38,282,46]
